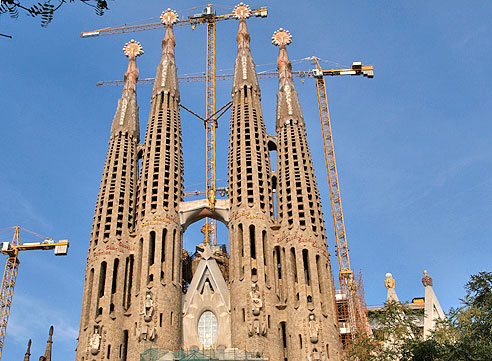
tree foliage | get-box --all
[347,300,423,361]
[0,0,108,27]
[346,272,492,361]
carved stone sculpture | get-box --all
[384,273,395,289]
[89,327,101,355]
[308,313,319,343]
[137,321,156,342]
[307,348,322,361]
[422,270,433,287]
[142,292,154,322]
[250,282,262,316]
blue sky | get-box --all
[1,0,491,359]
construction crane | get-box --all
[81,3,268,247]
[310,56,373,350]
[184,186,227,198]
[0,226,69,359]
[96,67,373,87]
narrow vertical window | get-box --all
[84,268,94,326]
[262,230,269,286]
[98,262,107,298]
[302,249,311,286]
[275,246,282,280]
[136,238,143,291]
[149,231,156,266]
[249,225,256,259]
[171,230,176,281]
[238,224,244,278]
[111,258,119,294]
[161,228,167,280]
[121,330,128,361]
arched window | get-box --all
[197,311,218,347]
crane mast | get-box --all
[312,56,373,348]
[205,15,217,246]
[0,226,69,359]
[0,227,20,359]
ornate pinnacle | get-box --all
[122,40,142,93]
[273,28,293,80]
[422,270,433,287]
[160,8,179,26]
[233,3,251,20]
[272,28,292,47]
[123,39,144,59]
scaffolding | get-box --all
[140,348,265,361]
[334,270,372,351]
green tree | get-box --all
[347,272,492,361]
[0,0,108,27]
[347,300,423,361]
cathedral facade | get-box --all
[75,6,341,361]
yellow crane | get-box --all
[0,226,69,359]
[81,3,268,246]
[310,57,373,349]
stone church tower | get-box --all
[75,5,341,361]
[271,29,340,361]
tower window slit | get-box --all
[281,322,287,348]
[121,330,128,361]
[111,258,119,294]
[249,225,256,259]
[84,268,94,326]
[171,230,176,281]
[136,238,143,291]
[98,261,107,298]
[238,224,244,278]
[302,249,311,286]
[275,246,282,280]
[161,228,167,280]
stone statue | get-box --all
[261,314,268,336]
[138,321,156,342]
[307,348,321,361]
[384,273,395,289]
[250,282,262,316]
[422,270,433,287]
[385,272,399,302]
[308,313,319,343]
[247,317,267,337]
[89,327,101,355]
[142,292,154,322]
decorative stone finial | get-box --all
[385,273,399,302]
[160,8,179,26]
[123,39,144,58]
[233,3,251,19]
[385,273,395,289]
[272,28,292,47]
[422,270,433,287]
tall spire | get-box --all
[41,326,53,361]
[110,39,143,138]
[272,29,303,129]
[272,30,341,360]
[153,9,179,98]
[232,3,260,94]
[227,3,278,358]
[23,339,31,361]
[133,7,184,355]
